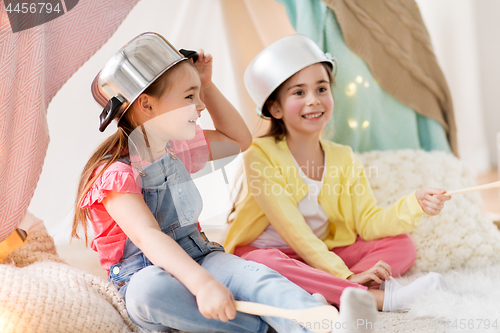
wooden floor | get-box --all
[477,168,500,227]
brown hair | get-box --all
[72,60,194,244]
[227,62,335,223]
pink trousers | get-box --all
[234,234,416,305]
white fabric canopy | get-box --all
[23,0,496,243]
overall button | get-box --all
[117,282,125,288]
[112,266,120,275]
[165,146,178,159]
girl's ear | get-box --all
[136,94,155,119]
[267,100,283,119]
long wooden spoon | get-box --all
[234,301,338,333]
[444,180,500,196]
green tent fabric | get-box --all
[276,0,452,154]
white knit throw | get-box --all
[0,231,138,333]
[358,149,500,273]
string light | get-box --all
[345,83,357,96]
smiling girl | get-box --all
[71,32,378,333]
[225,34,450,312]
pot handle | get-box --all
[179,49,199,63]
[99,96,124,132]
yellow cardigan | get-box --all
[224,137,425,279]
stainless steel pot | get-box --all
[244,34,337,119]
[91,32,198,132]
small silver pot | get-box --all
[244,34,337,119]
[91,32,198,131]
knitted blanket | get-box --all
[359,149,500,332]
[359,149,500,273]
[322,0,458,156]
[0,0,140,242]
[0,230,138,333]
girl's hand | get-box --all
[416,188,451,216]
[196,278,236,322]
[195,49,213,89]
[346,260,392,287]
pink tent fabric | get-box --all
[0,0,140,241]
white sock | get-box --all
[382,272,447,312]
[334,288,377,333]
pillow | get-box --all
[358,150,500,273]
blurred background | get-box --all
[418,0,500,221]
[27,0,499,249]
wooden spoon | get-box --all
[234,301,338,333]
[444,180,500,196]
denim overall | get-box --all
[108,147,224,294]
[104,148,322,333]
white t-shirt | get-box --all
[249,153,329,248]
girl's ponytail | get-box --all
[73,61,186,244]
[72,118,133,244]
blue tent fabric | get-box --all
[275,0,452,154]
